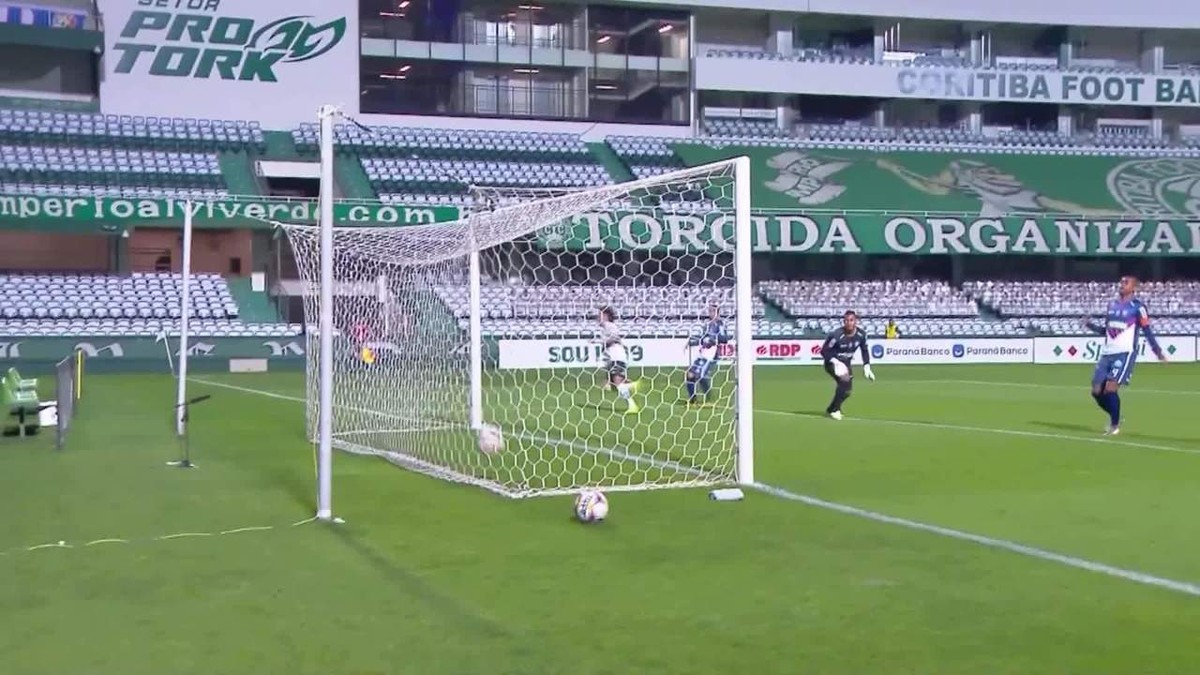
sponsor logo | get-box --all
[1036,336,1196,364]
[869,339,1034,364]
[1108,158,1200,218]
[546,344,646,365]
[179,342,216,357]
[263,340,305,357]
[1049,339,1180,362]
[0,194,457,226]
[0,341,22,358]
[753,341,809,360]
[498,338,689,369]
[112,2,347,82]
[763,151,853,206]
[75,342,124,358]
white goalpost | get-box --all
[282,107,755,516]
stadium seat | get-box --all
[0,109,265,152]
[964,280,1200,336]
[0,273,300,338]
[5,367,37,393]
[434,282,781,339]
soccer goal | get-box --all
[279,107,754,513]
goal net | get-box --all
[280,158,754,499]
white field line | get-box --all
[198,377,1200,597]
[753,483,1200,597]
[757,409,1200,457]
[2,523,299,558]
[191,377,730,490]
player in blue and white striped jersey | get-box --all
[685,304,728,405]
[1082,275,1167,435]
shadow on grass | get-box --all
[328,525,516,644]
[1030,420,1200,446]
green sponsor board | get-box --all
[671,145,1200,217]
[548,144,1200,255]
[894,70,1200,106]
[0,336,306,362]
[0,195,461,233]
[537,211,1200,255]
[113,5,346,82]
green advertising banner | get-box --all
[537,211,1200,255]
[0,195,462,233]
[0,336,306,363]
[532,144,1200,255]
[671,145,1200,217]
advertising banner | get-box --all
[1032,336,1195,364]
[0,335,307,362]
[868,338,1034,364]
[697,59,1200,107]
[0,194,461,232]
[494,336,1199,370]
[97,0,359,127]
[497,338,834,369]
[750,339,824,365]
[538,211,1200,255]
[497,338,690,370]
[530,146,1200,256]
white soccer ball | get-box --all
[831,359,850,378]
[574,490,609,523]
[477,424,503,455]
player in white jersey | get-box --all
[597,306,642,414]
[1082,276,1167,435]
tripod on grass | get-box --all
[168,394,211,469]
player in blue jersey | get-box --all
[685,304,728,405]
[1082,276,1167,435]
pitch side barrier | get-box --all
[495,336,1198,369]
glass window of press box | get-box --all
[360,0,691,124]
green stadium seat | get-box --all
[2,376,40,437]
[5,367,36,393]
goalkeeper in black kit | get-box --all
[820,310,875,420]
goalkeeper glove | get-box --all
[863,364,876,381]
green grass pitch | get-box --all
[3,363,1200,674]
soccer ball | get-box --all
[477,424,503,455]
[574,490,609,523]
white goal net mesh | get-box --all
[280,159,749,498]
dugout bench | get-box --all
[2,367,41,437]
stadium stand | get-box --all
[435,283,782,338]
[423,277,1200,340]
[292,124,611,206]
[759,280,978,318]
[760,280,1026,338]
[1,109,1197,343]
[0,273,300,337]
[966,280,1200,336]
[8,103,1200,208]
[0,109,262,199]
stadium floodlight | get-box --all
[279,110,754,509]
